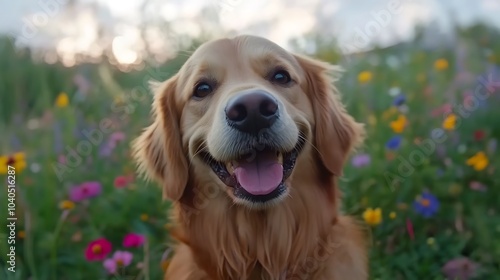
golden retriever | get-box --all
[132,35,367,280]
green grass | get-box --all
[0,23,500,279]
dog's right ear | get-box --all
[132,74,188,201]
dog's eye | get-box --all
[271,70,292,85]
[193,82,213,99]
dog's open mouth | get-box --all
[201,136,305,205]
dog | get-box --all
[132,35,367,279]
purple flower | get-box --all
[441,257,479,280]
[393,94,406,106]
[386,135,402,150]
[351,154,371,167]
[413,192,439,218]
[69,181,102,202]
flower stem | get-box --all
[50,210,69,276]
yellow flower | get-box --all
[358,71,373,84]
[488,54,496,63]
[59,200,75,210]
[442,114,457,130]
[417,73,426,83]
[427,237,435,246]
[55,92,69,108]
[389,212,397,219]
[0,152,27,174]
[140,214,149,221]
[382,107,398,120]
[434,58,449,71]
[363,208,382,226]
[466,151,489,171]
[397,202,408,211]
[18,231,25,239]
[390,114,408,133]
[367,114,377,126]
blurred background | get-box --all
[0,0,499,279]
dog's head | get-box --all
[133,35,364,209]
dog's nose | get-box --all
[225,90,279,134]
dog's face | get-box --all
[133,35,363,209]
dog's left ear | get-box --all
[294,54,365,176]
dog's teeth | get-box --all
[226,162,233,173]
[278,153,283,164]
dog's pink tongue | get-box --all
[233,151,283,195]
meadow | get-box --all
[0,23,499,279]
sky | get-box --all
[1,0,499,65]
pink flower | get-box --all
[85,238,112,261]
[441,257,479,280]
[114,175,133,188]
[69,181,102,202]
[110,131,126,145]
[103,251,134,274]
[123,233,145,248]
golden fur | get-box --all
[132,35,367,279]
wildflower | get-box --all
[59,200,75,210]
[351,154,371,168]
[69,181,102,202]
[389,212,397,219]
[397,104,409,114]
[417,73,426,82]
[114,175,133,188]
[55,92,69,108]
[358,71,373,84]
[448,184,462,196]
[487,139,497,154]
[413,192,439,218]
[406,218,414,240]
[442,113,457,130]
[386,135,402,150]
[71,231,82,242]
[469,181,487,192]
[434,58,449,71]
[85,238,112,261]
[362,208,382,226]
[466,151,489,171]
[441,257,479,280]
[0,152,27,174]
[388,87,401,97]
[18,231,25,239]
[473,130,485,141]
[382,106,398,120]
[390,115,408,133]
[427,237,435,246]
[109,131,125,143]
[367,114,377,126]
[123,233,145,248]
[393,95,406,107]
[103,251,133,274]
[140,214,149,221]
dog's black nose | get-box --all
[225,90,279,134]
